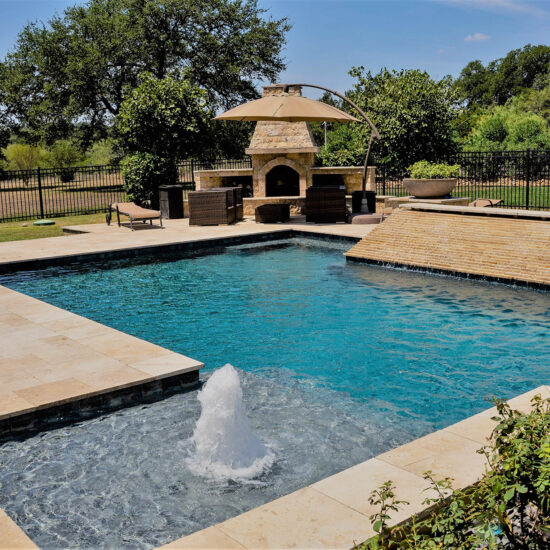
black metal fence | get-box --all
[4,151,549,222]
[0,158,252,222]
[376,149,550,210]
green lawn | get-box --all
[452,186,550,209]
[0,213,106,242]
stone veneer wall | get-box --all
[196,166,376,195]
[310,166,376,193]
[195,168,253,190]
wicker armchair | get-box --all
[305,186,347,223]
[188,188,236,226]
[225,187,244,221]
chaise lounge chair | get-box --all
[106,202,163,230]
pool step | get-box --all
[345,207,550,288]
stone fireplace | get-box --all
[195,84,376,215]
[245,84,319,197]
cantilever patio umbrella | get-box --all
[215,83,381,212]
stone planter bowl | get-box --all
[403,178,457,198]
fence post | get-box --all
[37,167,45,219]
[525,149,530,210]
[191,159,195,189]
[382,166,386,195]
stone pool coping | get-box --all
[158,385,550,550]
[0,285,204,437]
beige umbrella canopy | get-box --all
[215,94,360,123]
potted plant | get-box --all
[404,160,460,198]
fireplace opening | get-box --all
[266,165,300,197]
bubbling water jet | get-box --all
[186,364,275,482]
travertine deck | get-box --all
[0,285,203,423]
[345,206,550,287]
[0,217,372,267]
[160,386,550,550]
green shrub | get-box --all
[45,139,85,182]
[84,139,119,166]
[463,107,550,152]
[316,124,366,167]
[3,143,44,171]
[408,160,460,179]
[116,72,210,160]
[359,394,550,550]
[122,152,177,209]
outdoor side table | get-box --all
[255,203,290,223]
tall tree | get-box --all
[116,72,211,159]
[455,44,550,108]
[323,68,459,173]
[0,0,290,150]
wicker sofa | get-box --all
[188,188,236,226]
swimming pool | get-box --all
[1,236,549,548]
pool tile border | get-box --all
[0,229,359,275]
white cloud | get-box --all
[464,32,490,42]
[438,0,549,18]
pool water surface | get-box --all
[1,237,549,548]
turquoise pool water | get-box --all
[4,237,549,429]
[1,237,549,549]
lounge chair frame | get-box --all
[106,202,163,231]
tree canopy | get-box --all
[116,72,211,159]
[0,0,290,149]
[455,44,550,108]
[319,68,459,173]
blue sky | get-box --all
[1,0,549,97]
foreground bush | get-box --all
[122,153,177,209]
[360,395,550,549]
[3,143,44,171]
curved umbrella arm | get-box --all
[282,83,381,204]
[282,83,380,139]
